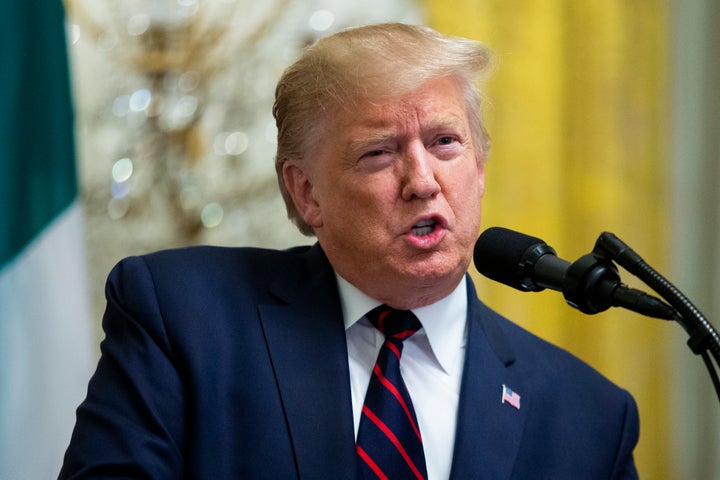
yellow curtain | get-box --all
[425,1,672,477]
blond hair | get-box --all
[273,23,493,235]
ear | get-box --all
[282,160,323,228]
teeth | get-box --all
[412,219,436,236]
[412,226,434,236]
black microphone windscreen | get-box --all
[474,227,547,290]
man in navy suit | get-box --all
[60,23,639,478]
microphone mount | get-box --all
[562,252,623,315]
[509,233,676,319]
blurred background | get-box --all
[1,0,718,478]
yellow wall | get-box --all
[425,1,672,477]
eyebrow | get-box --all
[345,132,397,154]
[345,115,468,154]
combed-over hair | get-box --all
[273,23,493,236]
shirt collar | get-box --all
[336,273,468,375]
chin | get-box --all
[402,258,466,288]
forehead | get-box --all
[334,76,470,138]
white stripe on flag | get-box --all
[0,201,96,480]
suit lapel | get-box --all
[257,250,528,479]
[258,245,357,480]
[449,279,529,480]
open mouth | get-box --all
[411,218,438,236]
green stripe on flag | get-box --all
[0,0,78,267]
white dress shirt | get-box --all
[338,274,468,480]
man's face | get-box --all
[284,76,485,309]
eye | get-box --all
[436,136,456,146]
[356,147,394,170]
[364,150,385,157]
[429,133,465,161]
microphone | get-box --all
[474,226,675,319]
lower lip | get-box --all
[406,225,446,249]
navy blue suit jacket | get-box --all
[60,244,639,479]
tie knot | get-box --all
[366,305,422,340]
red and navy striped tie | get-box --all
[356,306,428,480]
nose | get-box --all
[400,144,441,201]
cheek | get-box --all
[322,181,387,231]
[448,165,484,230]
[448,162,484,201]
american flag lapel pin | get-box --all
[501,384,521,410]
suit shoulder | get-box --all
[106,244,318,306]
[144,244,312,269]
[111,244,312,279]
